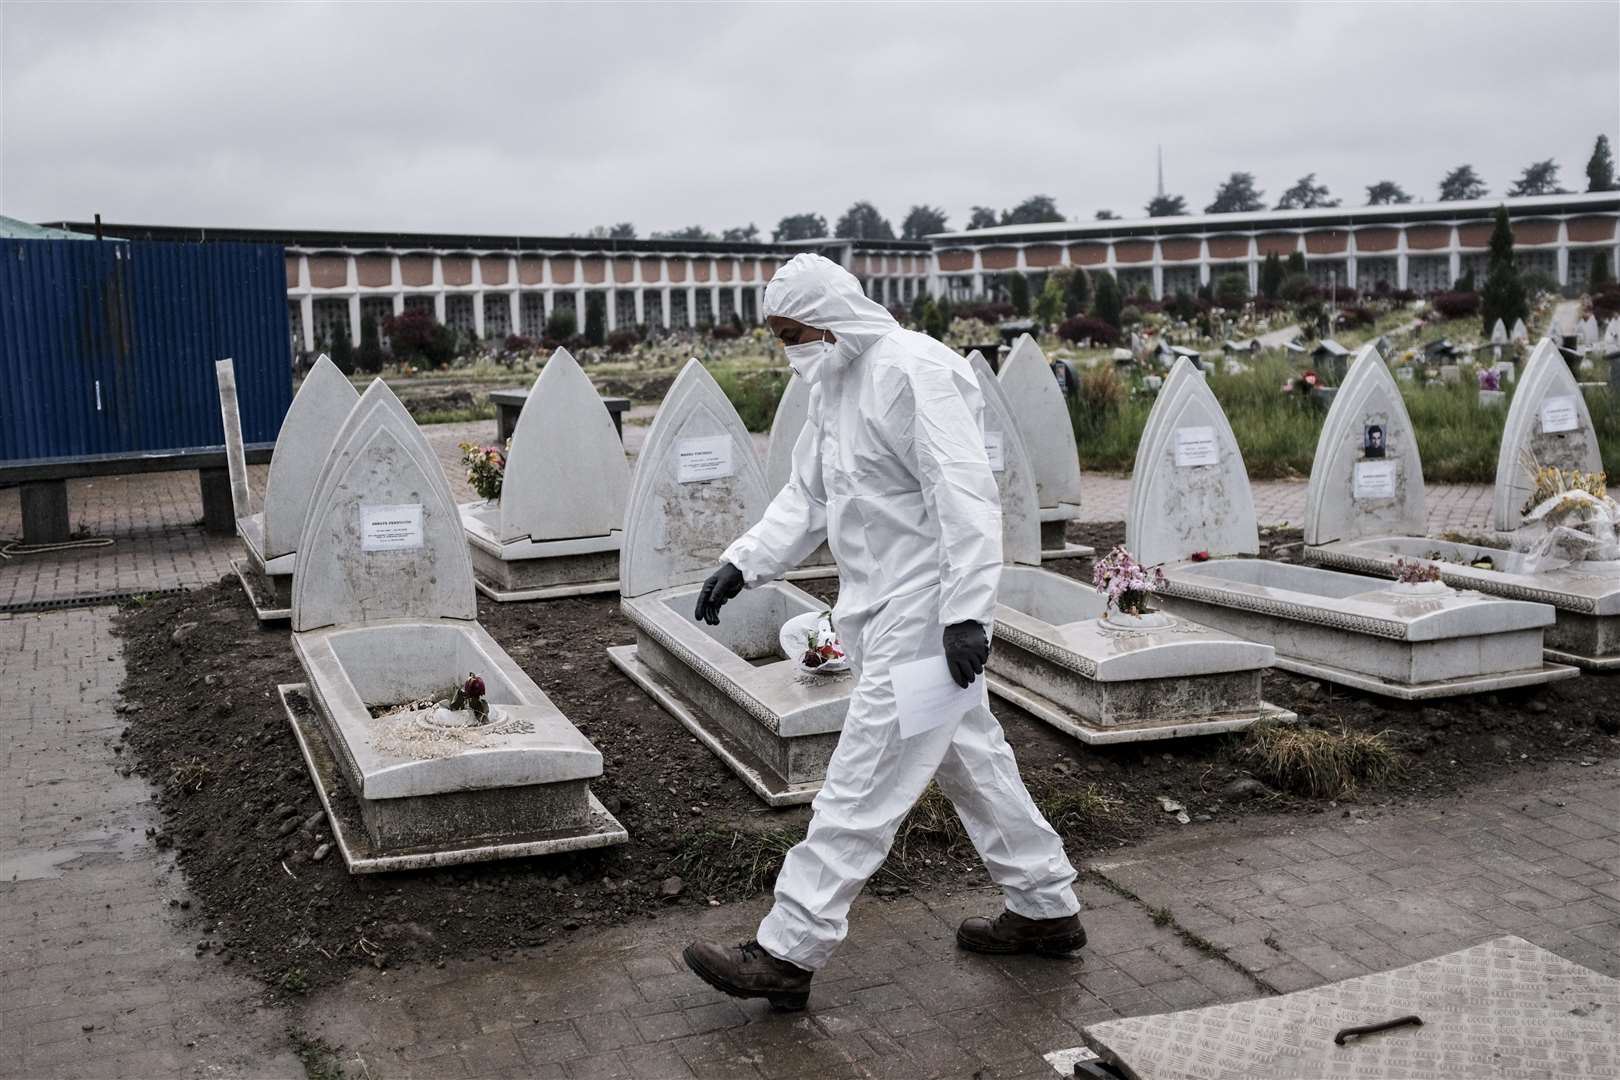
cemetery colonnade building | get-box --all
[59,192,1619,351]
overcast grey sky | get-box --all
[3,2,1616,237]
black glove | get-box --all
[943,621,989,689]
[694,562,745,625]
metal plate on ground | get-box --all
[1081,936,1618,1080]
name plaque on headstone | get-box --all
[1174,427,1219,467]
[1539,395,1579,434]
[676,435,734,483]
[1353,459,1397,500]
[360,504,424,552]
[984,431,1006,472]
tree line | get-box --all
[587,135,1616,241]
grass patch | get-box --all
[711,367,790,432]
[1149,905,1172,927]
[413,403,497,426]
[1070,355,1618,483]
[287,1026,346,1080]
[1237,720,1399,799]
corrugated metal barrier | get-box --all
[1,237,292,461]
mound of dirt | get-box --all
[112,520,1615,995]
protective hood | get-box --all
[764,253,900,377]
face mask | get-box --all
[784,337,835,383]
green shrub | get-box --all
[712,367,789,432]
[545,309,577,341]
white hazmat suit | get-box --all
[721,254,1080,971]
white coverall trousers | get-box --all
[755,585,1080,972]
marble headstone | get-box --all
[1578,316,1600,347]
[497,348,629,543]
[1304,344,1426,546]
[764,374,812,496]
[1490,319,1509,346]
[1605,318,1620,346]
[619,359,769,599]
[1126,358,1259,566]
[213,358,252,520]
[967,352,1042,567]
[263,354,360,560]
[292,380,477,632]
[997,334,1084,514]
[1510,318,1529,344]
[1492,339,1604,531]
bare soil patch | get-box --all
[113,521,1615,996]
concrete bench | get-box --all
[1,445,274,545]
[490,389,631,444]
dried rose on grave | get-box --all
[447,671,491,723]
[1092,545,1168,615]
[1393,557,1442,585]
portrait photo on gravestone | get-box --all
[2,3,1617,1078]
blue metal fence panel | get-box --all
[0,238,291,461]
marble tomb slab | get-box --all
[1492,338,1603,531]
[461,348,629,601]
[609,359,854,805]
[221,355,358,621]
[283,378,624,870]
[1304,341,1619,669]
[967,353,1289,741]
[996,334,1092,560]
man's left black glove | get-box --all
[942,621,989,689]
[694,562,745,625]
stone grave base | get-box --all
[462,504,621,601]
[280,684,627,872]
[608,644,834,807]
[1307,541,1619,671]
[1040,513,1094,562]
[1075,935,1618,1079]
[986,673,1291,744]
[1160,593,1579,700]
[233,514,293,621]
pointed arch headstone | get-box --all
[764,374,812,496]
[263,354,360,559]
[1492,339,1603,531]
[498,348,629,543]
[1490,320,1508,346]
[1304,344,1426,546]
[1126,358,1258,566]
[1510,318,1529,344]
[292,380,477,631]
[619,360,770,599]
[998,334,1084,514]
[968,352,1041,566]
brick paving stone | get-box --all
[0,609,299,1079]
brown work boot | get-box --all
[956,909,1087,957]
[682,939,813,1011]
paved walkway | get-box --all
[0,608,300,1079]
[0,413,1498,609]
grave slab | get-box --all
[996,335,1092,561]
[462,348,629,601]
[284,378,623,867]
[1304,343,1619,669]
[1129,362,1574,697]
[612,359,853,804]
[969,354,1289,741]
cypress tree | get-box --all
[1091,271,1123,330]
[1590,252,1611,288]
[1259,252,1284,300]
[1007,272,1031,316]
[1064,267,1090,316]
[585,293,607,345]
[1479,206,1527,334]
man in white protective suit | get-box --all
[682,254,1083,1011]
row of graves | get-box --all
[210,330,1614,872]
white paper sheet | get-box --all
[1539,395,1578,434]
[360,503,423,552]
[984,431,1005,472]
[1353,459,1397,500]
[1174,426,1218,467]
[676,435,734,483]
[890,654,982,739]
